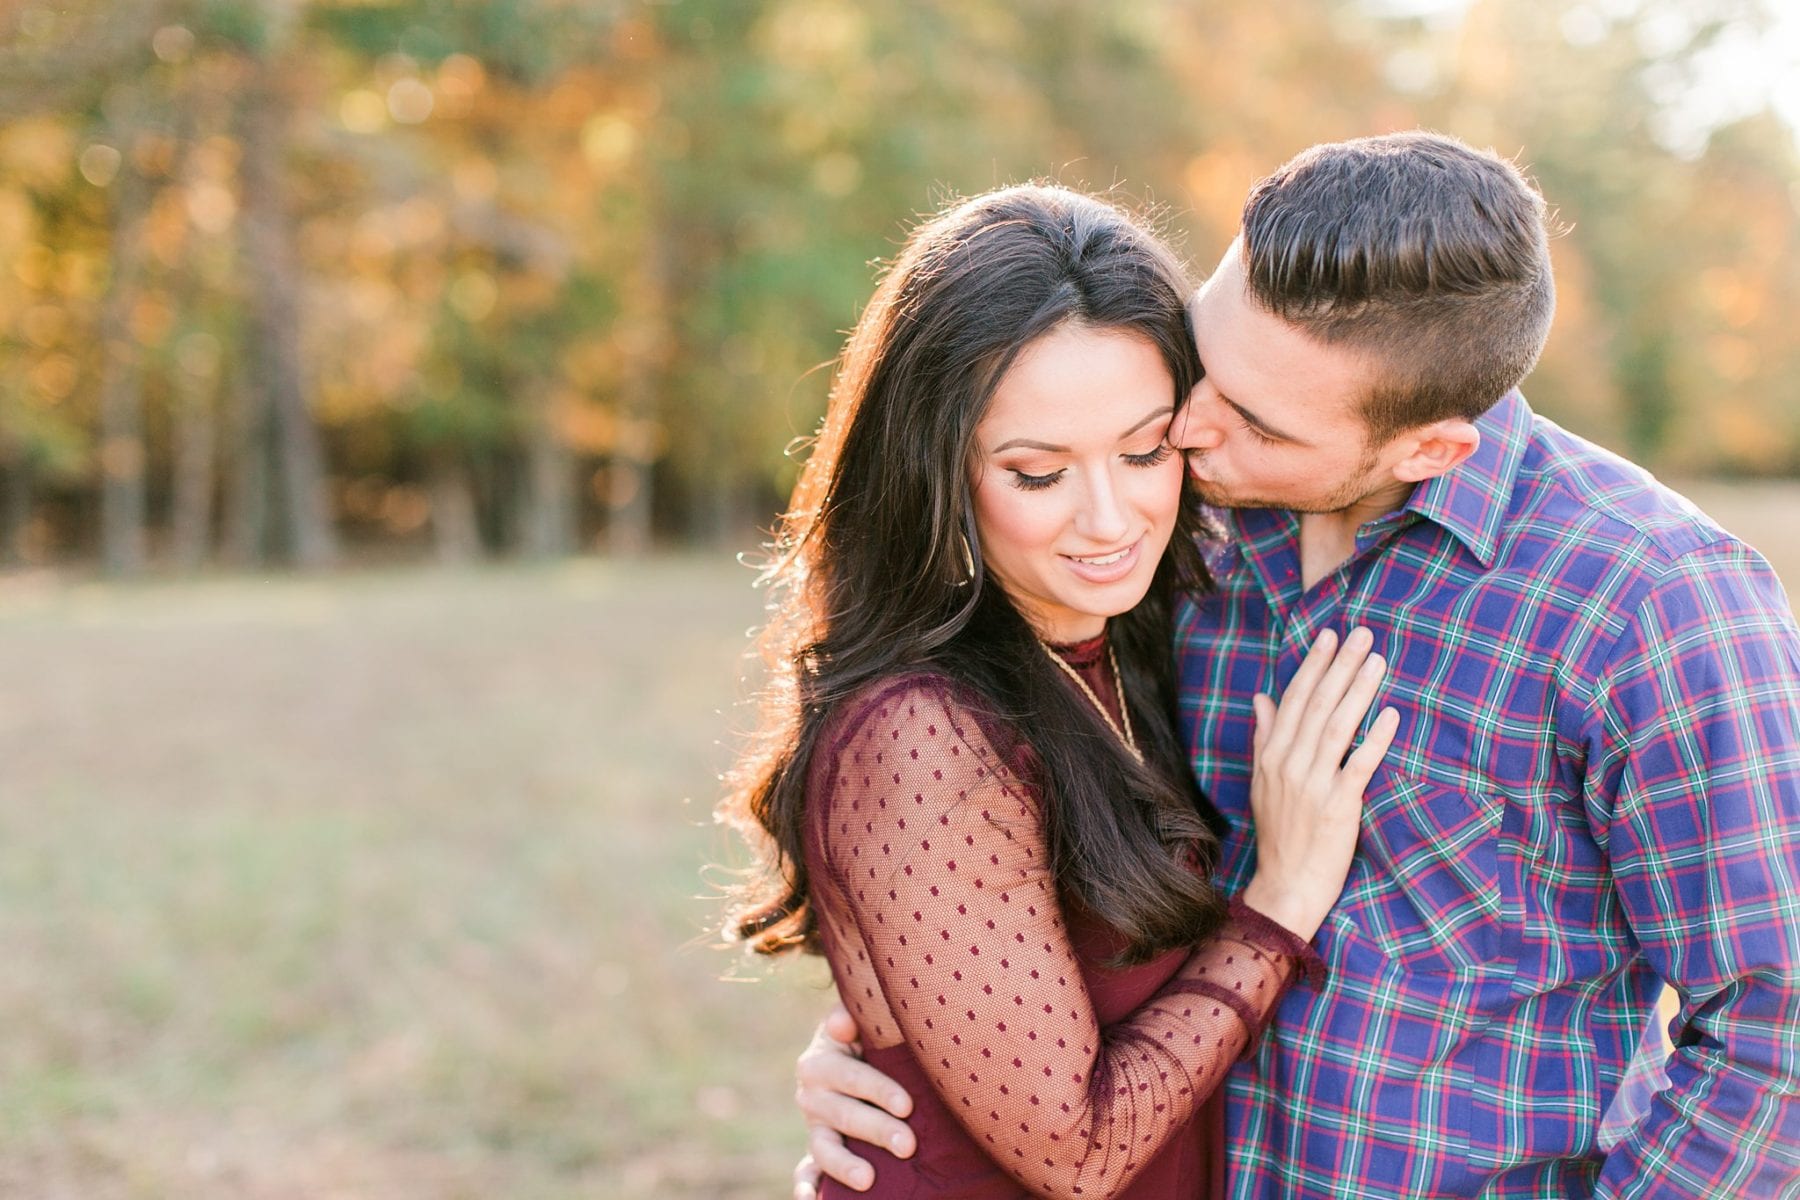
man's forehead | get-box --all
[1188,269,1255,352]
[1198,239,1245,288]
[1192,245,1255,314]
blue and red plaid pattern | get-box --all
[1176,391,1800,1198]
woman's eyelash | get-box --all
[1124,443,1174,467]
[1010,469,1064,491]
[1009,442,1172,489]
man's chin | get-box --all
[1191,479,1350,514]
[1189,479,1262,510]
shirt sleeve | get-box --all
[1582,544,1800,1198]
[811,678,1320,1199]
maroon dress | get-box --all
[804,634,1323,1199]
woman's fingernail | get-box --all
[892,1133,910,1153]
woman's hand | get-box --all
[1241,627,1399,942]
[792,1003,916,1197]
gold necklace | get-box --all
[1036,637,1144,764]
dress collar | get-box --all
[1044,629,1108,667]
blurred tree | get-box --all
[236,2,337,567]
[94,93,153,575]
[162,47,243,570]
[1419,0,1795,465]
[1673,111,1800,472]
[0,0,1795,568]
[1,2,173,571]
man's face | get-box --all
[1171,245,1396,513]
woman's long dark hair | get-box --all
[721,184,1226,965]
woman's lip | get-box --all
[1061,537,1142,584]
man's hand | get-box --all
[792,1003,916,1197]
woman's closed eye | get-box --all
[1007,442,1171,490]
[1009,467,1065,492]
[1123,442,1174,468]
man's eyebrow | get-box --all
[1220,395,1306,445]
[990,406,1174,454]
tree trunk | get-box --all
[0,434,30,569]
[428,449,482,565]
[222,370,271,566]
[165,61,234,572]
[704,478,751,548]
[606,228,671,556]
[1620,331,1675,466]
[605,436,653,555]
[238,54,336,568]
[169,350,219,570]
[522,387,576,558]
[97,111,151,576]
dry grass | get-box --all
[0,481,1794,1199]
[0,555,831,1199]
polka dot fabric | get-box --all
[804,664,1323,1198]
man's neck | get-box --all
[1296,481,1415,590]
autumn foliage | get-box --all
[1,0,1796,571]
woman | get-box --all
[721,184,1398,1198]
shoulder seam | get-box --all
[1578,538,1780,734]
[1519,458,1736,573]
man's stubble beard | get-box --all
[1183,448,1383,516]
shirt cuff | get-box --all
[1226,895,1328,988]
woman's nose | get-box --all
[1076,473,1131,543]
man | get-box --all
[792,131,1800,1197]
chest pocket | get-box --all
[1327,770,1509,974]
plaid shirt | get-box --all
[1175,391,1800,1198]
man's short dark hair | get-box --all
[1240,130,1555,439]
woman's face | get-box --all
[970,323,1184,644]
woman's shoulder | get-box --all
[823,669,986,746]
[809,670,1039,842]
[815,669,1031,773]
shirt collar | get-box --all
[1203,389,1532,574]
[1401,389,1531,569]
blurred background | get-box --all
[1,0,1796,1197]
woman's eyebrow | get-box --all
[990,436,1068,453]
[1117,406,1175,440]
[990,405,1175,454]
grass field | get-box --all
[1,481,1795,1199]
[0,555,831,1198]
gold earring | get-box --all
[957,532,976,584]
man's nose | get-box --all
[1169,398,1225,451]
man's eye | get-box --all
[1237,416,1277,445]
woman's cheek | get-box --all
[1138,456,1185,530]
[973,473,1055,559]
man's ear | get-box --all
[1391,419,1480,484]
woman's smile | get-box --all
[1061,536,1144,583]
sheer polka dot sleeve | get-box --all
[806,676,1319,1199]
